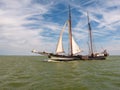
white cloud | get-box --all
[71,0,120,55]
[0,0,56,55]
[0,0,120,55]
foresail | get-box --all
[72,37,82,54]
[55,21,67,54]
[56,35,64,53]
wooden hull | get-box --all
[82,55,106,60]
[88,56,106,60]
[48,54,107,61]
[48,54,82,61]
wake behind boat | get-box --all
[32,6,108,61]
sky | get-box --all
[0,0,120,55]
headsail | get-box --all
[55,21,67,54]
[72,37,82,54]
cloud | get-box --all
[69,0,120,55]
[0,0,55,55]
[0,0,120,55]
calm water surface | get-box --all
[0,56,120,90]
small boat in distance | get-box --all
[32,6,108,61]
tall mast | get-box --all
[68,5,73,56]
[87,12,94,57]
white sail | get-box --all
[56,35,64,53]
[55,22,67,54]
[72,37,82,54]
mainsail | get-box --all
[55,21,67,54]
[72,37,82,54]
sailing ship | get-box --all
[86,12,108,60]
[32,6,108,61]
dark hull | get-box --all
[88,56,106,60]
[48,54,107,61]
[48,54,82,61]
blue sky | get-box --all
[0,0,120,55]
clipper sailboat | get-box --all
[32,6,108,61]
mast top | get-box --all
[68,5,71,19]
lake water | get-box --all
[0,56,119,90]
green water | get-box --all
[0,56,119,90]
